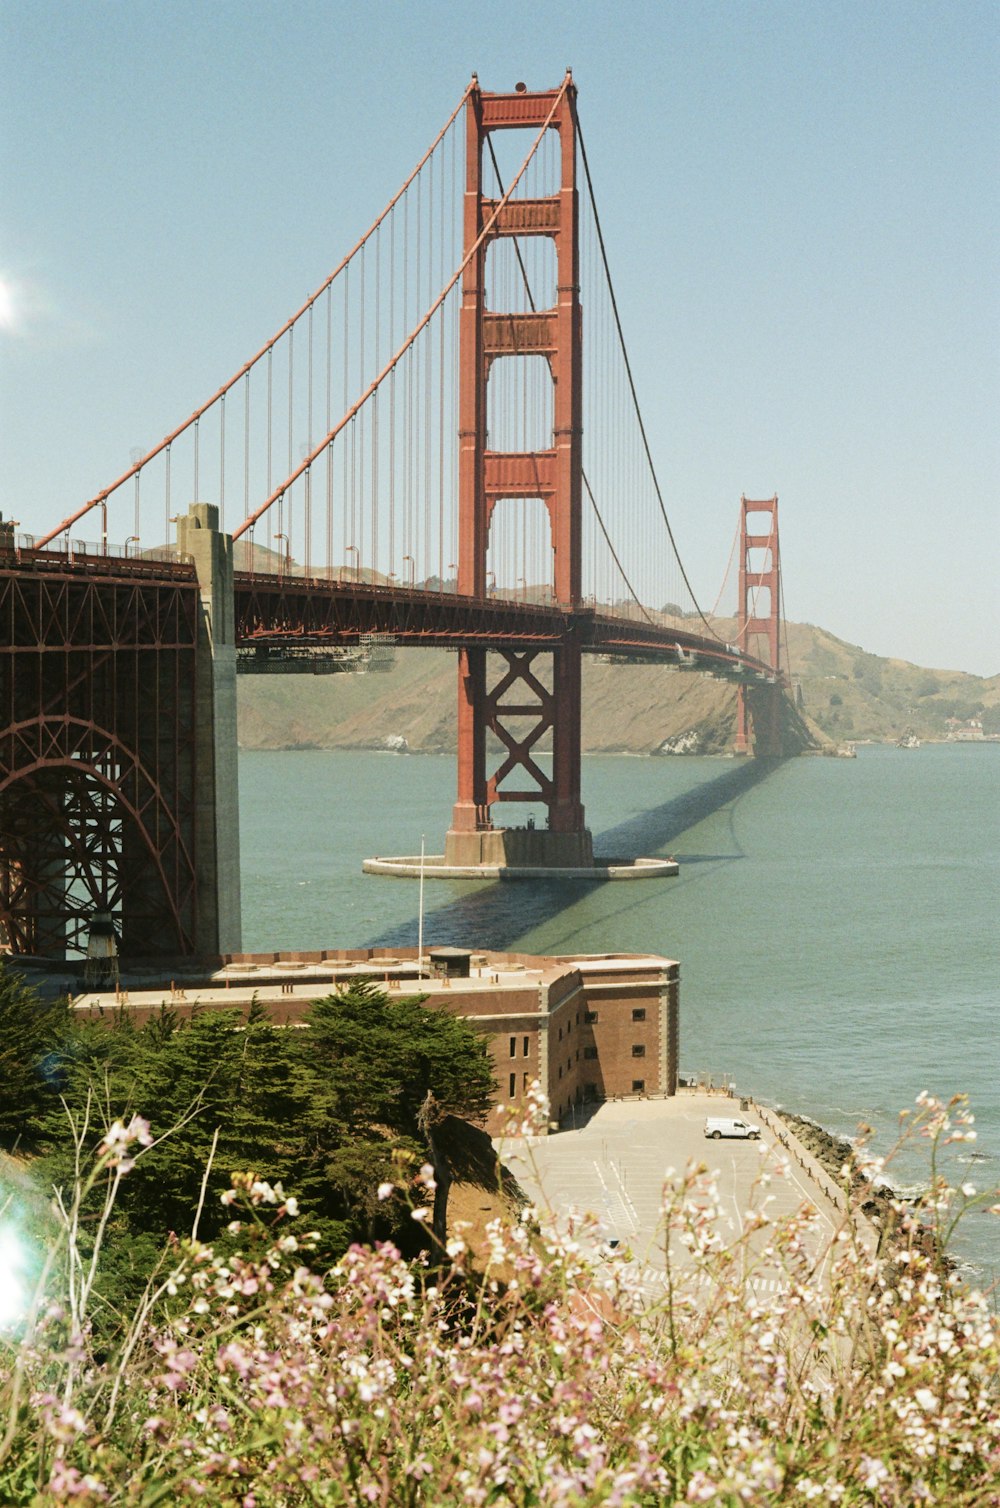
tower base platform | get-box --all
[361,853,678,881]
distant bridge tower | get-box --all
[735,494,783,758]
[445,75,593,867]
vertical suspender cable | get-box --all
[243,373,250,551]
[425,158,433,582]
[358,246,366,569]
[164,443,171,546]
[306,304,314,574]
[326,285,333,576]
[389,204,396,574]
[286,326,294,556]
[343,264,350,566]
[577,119,719,640]
[373,225,381,572]
[233,81,569,549]
[219,393,225,525]
[266,348,273,554]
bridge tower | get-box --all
[735,494,783,758]
[445,75,593,868]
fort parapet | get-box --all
[69,946,679,1135]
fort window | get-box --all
[585,1010,598,1024]
[523,1035,529,1056]
[632,1079,645,1094]
[584,1046,598,1061]
[509,1036,516,1057]
[631,1044,646,1058]
[631,1008,646,1022]
[509,1072,516,1097]
[522,1072,529,1091]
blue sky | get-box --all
[2,0,997,674]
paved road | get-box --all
[503,1091,845,1300]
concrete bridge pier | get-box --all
[176,504,242,954]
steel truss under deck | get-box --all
[0,555,200,958]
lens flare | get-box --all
[0,276,15,332]
[0,1225,30,1327]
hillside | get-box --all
[236,623,1000,755]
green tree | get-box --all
[0,964,69,1148]
[304,981,495,1136]
[37,982,496,1314]
[303,982,496,1249]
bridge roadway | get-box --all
[233,570,777,681]
[6,544,777,682]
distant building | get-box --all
[69,947,680,1134]
[945,718,985,742]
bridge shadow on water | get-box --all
[367,757,781,954]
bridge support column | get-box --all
[176,504,242,953]
[735,494,784,759]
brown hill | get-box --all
[236,624,999,755]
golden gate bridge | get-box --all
[1,74,792,962]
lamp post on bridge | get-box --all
[402,554,415,587]
[345,543,359,582]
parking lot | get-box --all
[502,1091,847,1298]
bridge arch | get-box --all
[0,715,196,958]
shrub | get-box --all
[0,964,69,1149]
[1,1093,998,1504]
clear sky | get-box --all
[2,0,997,674]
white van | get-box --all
[704,1116,761,1140]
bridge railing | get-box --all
[2,533,195,576]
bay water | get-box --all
[239,742,999,1277]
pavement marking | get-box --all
[617,1263,789,1298]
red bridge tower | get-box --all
[735,494,784,758]
[445,75,593,868]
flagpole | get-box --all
[417,834,426,978]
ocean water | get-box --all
[239,741,1000,1276]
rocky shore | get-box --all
[776,1109,942,1262]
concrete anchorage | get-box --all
[176,504,242,953]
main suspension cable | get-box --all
[234,77,571,540]
[486,132,652,622]
[37,79,477,551]
[708,514,741,620]
[577,119,722,642]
